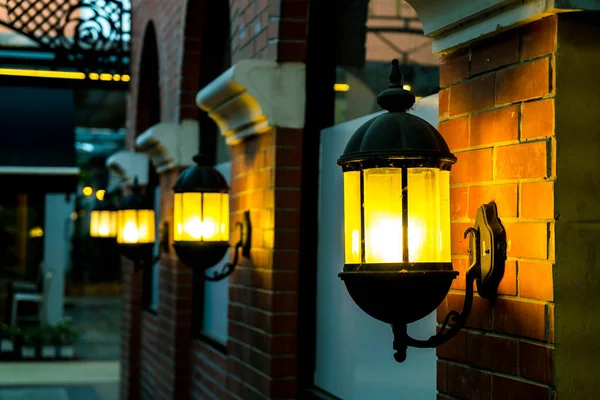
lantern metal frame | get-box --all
[337,59,507,363]
[173,155,251,282]
[116,180,156,264]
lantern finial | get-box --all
[389,59,403,88]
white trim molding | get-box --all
[196,60,306,145]
[135,120,199,173]
[406,0,600,53]
[0,166,80,175]
[105,150,149,187]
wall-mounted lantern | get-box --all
[337,60,507,363]
[116,179,156,262]
[173,155,251,281]
[90,196,117,239]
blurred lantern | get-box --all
[90,196,117,238]
[116,179,155,261]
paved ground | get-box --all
[0,384,118,400]
[64,297,121,361]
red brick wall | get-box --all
[124,1,309,399]
[437,16,557,400]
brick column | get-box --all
[120,259,143,400]
[436,16,557,399]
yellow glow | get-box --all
[122,75,131,82]
[82,186,93,197]
[29,227,44,238]
[71,212,78,221]
[113,74,121,81]
[0,68,85,80]
[89,73,99,80]
[334,83,350,92]
[403,84,412,91]
[117,209,155,244]
[95,190,106,201]
[174,192,229,242]
[90,210,117,238]
[100,73,112,81]
[342,168,451,264]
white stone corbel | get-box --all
[195,60,306,145]
[105,150,149,188]
[135,120,199,173]
[405,0,600,53]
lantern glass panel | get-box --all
[90,210,117,238]
[174,192,229,242]
[363,168,404,263]
[117,209,155,244]
[343,171,362,263]
[407,168,451,262]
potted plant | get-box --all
[39,325,58,359]
[0,324,19,355]
[20,328,37,359]
[56,321,79,359]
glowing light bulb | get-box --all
[123,222,139,243]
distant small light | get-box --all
[122,75,131,82]
[96,189,106,201]
[29,227,44,238]
[100,73,112,81]
[334,83,350,92]
[82,186,93,197]
[403,85,412,91]
[89,73,99,80]
[71,212,78,221]
[113,74,121,81]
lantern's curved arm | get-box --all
[203,222,244,282]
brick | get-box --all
[520,341,554,384]
[450,258,468,290]
[436,330,467,363]
[450,187,468,220]
[467,332,518,374]
[279,0,309,19]
[468,183,518,218]
[522,16,557,60]
[438,293,492,330]
[439,49,470,87]
[492,376,549,400]
[451,149,493,184]
[522,99,554,140]
[498,260,517,295]
[439,117,469,151]
[519,262,554,301]
[494,298,546,340]
[439,89,449,121]
[496,58,551,105]
[446,363,491,400]
[471,33,519,75]
[437,360,448,392]
[495,141,548,180]
[470,105,519,146]
[505,222,548,259]
[449,74,495,116]
[521,181,554,219]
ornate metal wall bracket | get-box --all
[0,0,130,75]
[391,202,507,362]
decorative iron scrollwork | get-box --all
[0,0,130,75]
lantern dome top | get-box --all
[173,154,229,193]
[337,59,456,171]
[120,178,152,210]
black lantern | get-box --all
[337,59,507,362]
[173,155,250,281]
[116,179,155,262]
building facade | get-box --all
[118,0,600,399]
